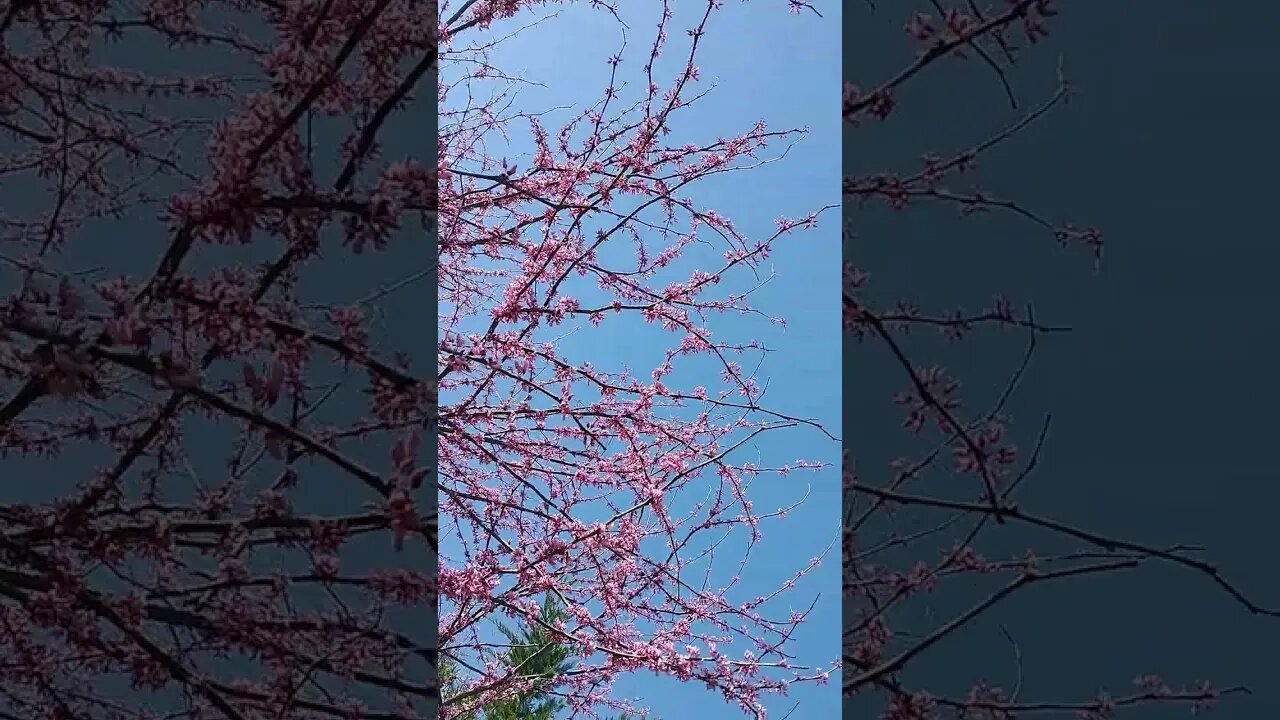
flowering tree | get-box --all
[438,0,836,719]
[0,0,437,718]
[844,2,1278,718]
[0,0,833,718]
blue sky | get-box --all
[440,1,841,718]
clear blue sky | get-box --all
[442,2,841,718]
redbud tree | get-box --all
[0,0,437,718]
[845,2,1278,718]
[438,0,837,719]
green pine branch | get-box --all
[440,595,651,720]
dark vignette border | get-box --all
[844,4,1280,720]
